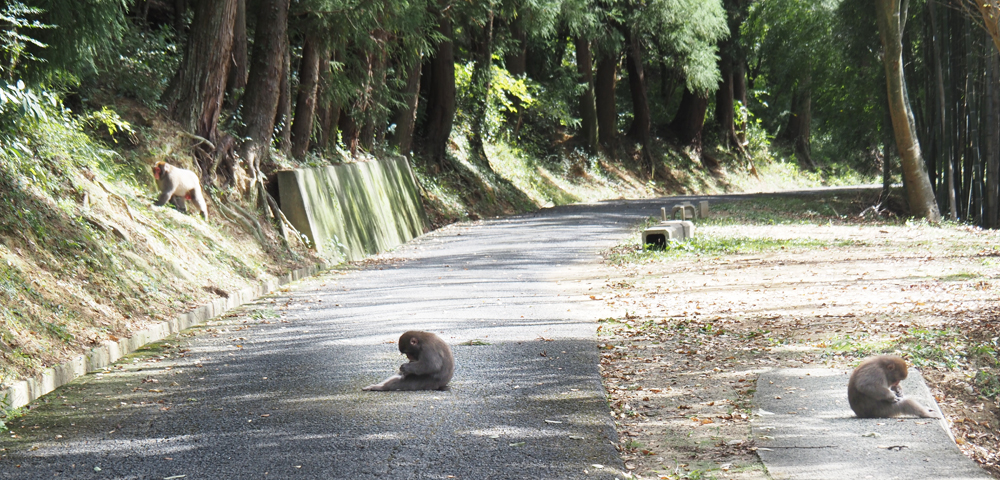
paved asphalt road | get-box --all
[1,197,687,480]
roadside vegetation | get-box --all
[599,191,1000,479]
[1,3,999,471]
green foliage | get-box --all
[0,398,27,433]
[0,78,52,124]
[901,328,970,370]
[743,0,890,172]
[745,0,838,127]
[736,99,773,161]
[0,1,50,77]
[89,24,181,106]
[1,98,118,193]
[485,142,583,206]
[81,106,134,142]
[21,0,129,83]
[303,0,436,148]
[636,0,729,92]
[0,79,63,177]
[455,61,537,143]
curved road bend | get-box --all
[1,198,670,479]
[0,188,874,479]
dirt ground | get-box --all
[596,195,1000,480]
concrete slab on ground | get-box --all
[754,368,991,480]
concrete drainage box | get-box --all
[642,220,694,248]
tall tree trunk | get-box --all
[986,47,1000,228]
[928,1,957,220]
[505,19,527,76]
[422,8,456,167]
[339,106,360,157]
[173,0,187,39]
[780,77,816,170]
[719,0,749,146]
[161,0,237,184]
[291,35,323,160]
[669,88,709,150]
[595,51,618,148]
[315,49,339,154]
[316,101,339,154]
[575,37,598,155]
[225,0,247,104]
[468,10,496,167]
[503,19,527,139]
[359,30,390,153]
[950,9,966,219]
[389,58,422,155]
[238,0,289,179]
[716,56,735,148]
[733,61,747,143]
[875,0,942,222]
[623,29,651,155]
[967,30,982,223]
[274,43,292,157]
[716,32,749,150]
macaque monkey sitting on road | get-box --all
[363,331,454,391]
[847,355,939,418]
[152,161,208,219]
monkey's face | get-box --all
[884,360,908,384]
[399,335,421,360]
[152,162,170,180]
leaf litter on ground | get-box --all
[597,193,1000,480]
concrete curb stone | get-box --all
[1,262,326,411]
[754,367,990,479]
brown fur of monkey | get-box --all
[362,331,454,391]
[847,355,939,418]
[152,161,208,219]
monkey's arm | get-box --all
[400,352,444,376]
[856,378,899,403]
[890,383,903,398]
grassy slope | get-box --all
[0,107,315,393]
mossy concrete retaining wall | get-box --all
[277,156,428,260]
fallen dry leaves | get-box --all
[597,200,1000,480]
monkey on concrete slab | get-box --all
[152,161,208,219]
[363,331,454,391]
[847,355,939,418]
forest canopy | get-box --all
[0,0,998,227]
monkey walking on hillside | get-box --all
[363,331,454,391]
[847,355,940,418]
[152,161,208,220]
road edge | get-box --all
[1,262,327,411]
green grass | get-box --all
[938,272,982,282]
[607,236,828,265]
[701,194,903,227]
[727,156,879,193]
